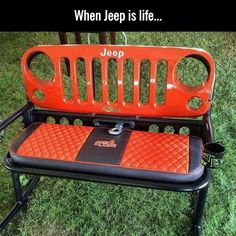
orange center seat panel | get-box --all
[22,45,215,117]
[10,123,204,183]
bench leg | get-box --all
[0,172,40,232]
[193,187,208,236]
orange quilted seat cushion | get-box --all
[121,131,189,174]
[16,123,93,161]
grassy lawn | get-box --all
[0,32,235,235]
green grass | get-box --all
[0,32,236,236]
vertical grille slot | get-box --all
[61,58,73,100]
[76,58,87,101]
[156,60,168,105]
[124,59,134,103]
[92,58,102,102]
[139,59,150,104]
[108,59,118,102]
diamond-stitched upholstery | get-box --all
[16,123,93,161]
[121,131,189,174]
[13,123,194,175]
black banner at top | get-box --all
[0,4,235,31]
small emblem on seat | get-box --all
[94,140,117,148]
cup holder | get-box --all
[202,142,225,168]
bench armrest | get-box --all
[0,102,33,133]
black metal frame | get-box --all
[0,102,215,235]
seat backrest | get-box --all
[22,45,215,117]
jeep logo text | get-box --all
[100,48,124,59]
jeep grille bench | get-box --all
[0,45,223,236]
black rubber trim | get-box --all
[10,152,204,183]
[76,128,131,165]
